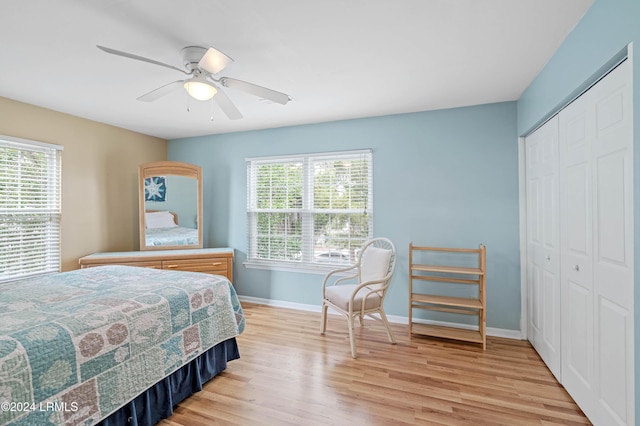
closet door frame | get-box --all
[519,44,634,425]
[518,137,529,340]
[520,45,632,339]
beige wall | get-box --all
[0,97,167,271]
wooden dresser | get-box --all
[78,248,234,281]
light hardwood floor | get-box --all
[160,302,590,425]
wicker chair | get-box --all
[320,237,397,358]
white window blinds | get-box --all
[247,149,372,269]
[0,136,62,282]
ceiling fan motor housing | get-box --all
[181,46,207,72]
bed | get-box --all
[144,211,199,247]
[0,265,245,425]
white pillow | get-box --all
[360,246,391,284]
[145,211,177,229]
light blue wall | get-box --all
[145,175,198,228]
[165,0,640,416]
[517,0,640,419]
[169,101,520,331]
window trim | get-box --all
[244,149,373,274]
[1,135,63,152]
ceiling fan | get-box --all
[97,45,291,120]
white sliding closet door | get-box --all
[525,115,561,380]
[559,59,634,425]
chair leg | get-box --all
[320,303,328,334]
[347,315,357,358]
[379,308,396,345]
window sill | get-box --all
[243,260,354,275]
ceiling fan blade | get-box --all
[219,77,291,105]
[198,47,233,75]
[137,80,184,102]
[97,45,189,75]
[209,82,242,120]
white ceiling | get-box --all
[0,0,592,140]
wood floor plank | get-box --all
[159,303,590,425]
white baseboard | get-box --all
[238,296,524,340]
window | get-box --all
[246,149,372,271]
[0,136,62,282]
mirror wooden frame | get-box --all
[138,161,203,251]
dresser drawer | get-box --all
[81,260,163,269]
[162,258,229,276]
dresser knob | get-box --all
[574,265,580,272]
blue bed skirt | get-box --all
[98,338,239,426]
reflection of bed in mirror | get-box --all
[144,210,199,246]
[139,161,203,251]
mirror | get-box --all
[139,161,203,250]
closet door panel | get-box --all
[525,115,561,379]
[566,164,590,256]
[598,299,630,421]
[542,269,558,348]
[563,161,593,392]
[527,172,542,348]
[566,280,592,383]
[560,59,634,425]
[560,84,596,412]
[590,61,634,425]
[529,253,542,337]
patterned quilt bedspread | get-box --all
[145,226,198,246]
[0,265,245,425]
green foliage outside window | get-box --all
[248,151,372,266]
[0,140,61,281]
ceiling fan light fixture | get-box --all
[198,47,234,75]
[184,76,217,101]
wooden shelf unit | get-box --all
[409,244,486,349]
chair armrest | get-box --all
[322,271,357,288]
[335,274,359,285]
[321,265,358,298]
[350,277,391,313]
[322,265,357,285]
[349,278,385,295]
